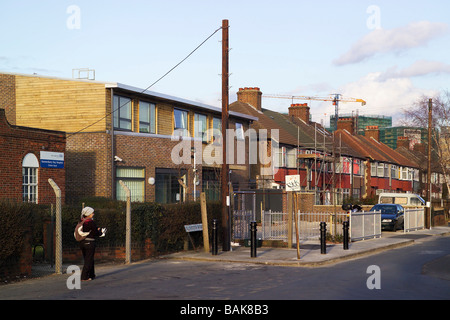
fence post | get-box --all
[119,180,131,264]
[320,222,327,254]
[250,221,257,258]
[48,179,62,274]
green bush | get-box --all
[0,202,35,268]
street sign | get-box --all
[285,175,300,191]
[40,151,64,169]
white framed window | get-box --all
[116,167,145,202]
[235,122,244,140]
[22,153,39,203]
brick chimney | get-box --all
[365,125,380,141]
[237,87,262,111]
[288,103,310,123]
[337,117,355,134]
[396,136,410,150]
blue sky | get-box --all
[1,0,449,127]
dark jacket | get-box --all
[82,218,102,240]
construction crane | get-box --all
[263,93,366,131]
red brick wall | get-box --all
[0,109,66,204]
[0,74,16,125]
[65,132,112,203]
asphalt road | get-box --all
[0,235,448,303]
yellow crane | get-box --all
[263,93,366,130]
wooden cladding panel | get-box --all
[15,76,107,132]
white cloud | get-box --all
[310,72,437,126]
[334,21,448,66]
[377,60,450,81]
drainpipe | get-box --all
[111,88,115,200]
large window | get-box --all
[155,168,186,204]
[22,153,39,203]
[212,117,222,144]
[139,101,156,134]
[113,95,132,131]
[174,109,188,136]
[116,167,145,202]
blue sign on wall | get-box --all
[40,151,64,169]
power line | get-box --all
[67,25,223,138]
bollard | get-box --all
[250,221,257,258]
[343,221,349,250]
[212,219,218,255]
[320,222,327,254]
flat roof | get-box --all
[1,71,257,122]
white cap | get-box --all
[81,206,94,217]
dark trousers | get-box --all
[80,240,96,280]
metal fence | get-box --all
[349,211,381,241]
[232,210,349,243]
[404,208,425,233]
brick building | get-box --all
[0,109,66,204]
[0,72,256,203]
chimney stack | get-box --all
[365,126,380,141]
[237,87,262,111]
[396,136,410,150]
[289,103,310,123]
[337,117,355,134]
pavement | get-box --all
[162,226,450,267]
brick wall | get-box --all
[0,109,66,204]
[65,132,112,203]
[0,74,16,125]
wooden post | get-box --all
[200,192,210,253]
[287,191,293,249]
[294,192,300,259]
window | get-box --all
[194,113,207,142]
[174,109,188,136]
[139,101,156,133]
[235,122,244,140]
[22,153,39,203]
[371,162,377,177]
[377,163,385,177]
[155,168,186,204]
[212,117,222,144]
[113,95,132,130]
[116,167,145,202]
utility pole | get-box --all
[426,98,432,229]
[221,19,230,251]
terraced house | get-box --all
[0,72,256,204]
[230,86,424,206]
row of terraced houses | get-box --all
[0,72,443,206]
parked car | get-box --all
[370,203,405,231]
[378,193,425,207]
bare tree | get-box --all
[400,90,450,197]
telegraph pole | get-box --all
[221,19,230,251]
[426,98,432,229]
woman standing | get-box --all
[79,206,105,281]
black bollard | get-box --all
[250,221,257,258]
[343,221,349,250]
[320,222,327,254]
[212,219,218,255]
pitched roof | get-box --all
[229,101,299,146]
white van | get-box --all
[378,193,425,207]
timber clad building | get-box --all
[0,72,256,204]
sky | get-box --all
[1,0,449,127]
